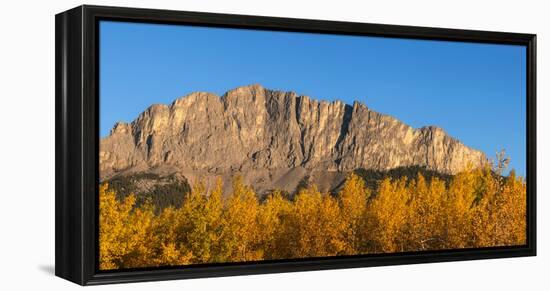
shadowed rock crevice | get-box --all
[335,104,353,153]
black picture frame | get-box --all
[55,4,537,286]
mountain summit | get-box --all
[100,84,486,193]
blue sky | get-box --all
[99,21,526,176]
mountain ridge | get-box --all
[100,84,486,193]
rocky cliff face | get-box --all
[100,84,486,193]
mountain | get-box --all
[100,84,486,195]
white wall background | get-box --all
[0,0,547,289]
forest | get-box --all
[99,165,526,270]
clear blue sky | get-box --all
[99,21,526,176]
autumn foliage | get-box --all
[99,166,526,270]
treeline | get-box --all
[106,173,191,211]
[105,166,452,212]
[99,166,526,270]
[353,165,453,190]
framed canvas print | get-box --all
[55,5,536,285]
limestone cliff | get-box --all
[100,84,486,193]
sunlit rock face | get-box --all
[100,84,486,193]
